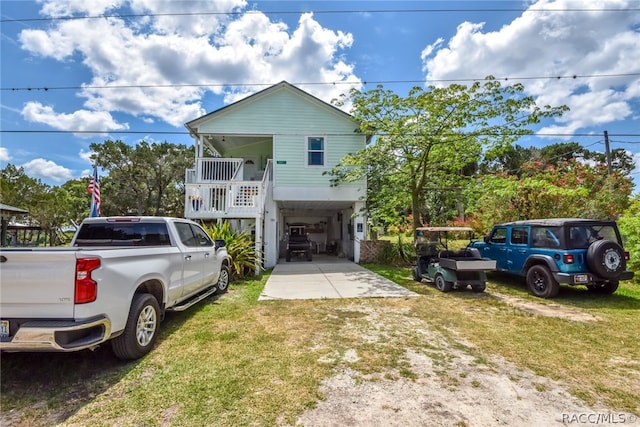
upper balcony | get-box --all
[185,158,272,220]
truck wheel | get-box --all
[215,264,230,295]
[286,252,291,262]
[586,240,626,280]
[526,265,560,298]
[435,274,453,293]
[307,250,312,261]
[112,293,160,360]
[587,281,619,295]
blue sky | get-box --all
[1,0,639,189]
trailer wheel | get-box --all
[112,293,160,360]
[435,274,453,293]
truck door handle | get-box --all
[518,250,527,254]
[204,252,210,257]
[185,255,192,261]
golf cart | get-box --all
[412,227,496,293]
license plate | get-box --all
[574,274,589,284]
[0,320,9,338]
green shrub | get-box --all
[377,234,415,266]
[201,221,263,280]
[618,198,640,282]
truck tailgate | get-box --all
[0,249,78,318]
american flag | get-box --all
[88,165,101,217]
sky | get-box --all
[1,0,639,190]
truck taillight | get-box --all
[75,258,100,304]
[562,254,575,264]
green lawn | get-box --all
[1,268,638,426]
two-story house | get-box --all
[184,81,368,269]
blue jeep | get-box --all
[470,218,634,298]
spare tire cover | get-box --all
[586,240,626,280]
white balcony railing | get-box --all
[185,159,272,219]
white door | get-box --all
[243,157,259,180]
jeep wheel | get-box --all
[526,265,560,298]
[586,240,626,280]
[587,281,619,295]
[435,274,453,293]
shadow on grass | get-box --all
[486,272,640,311]
[0,292,227,426]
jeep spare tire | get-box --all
[586,240,626,280]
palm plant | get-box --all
[201,221,263,279]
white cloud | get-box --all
[0,147,11,162]
[18,2,361,129]
[421,0,640,137]
[78,149,93,163]
[22,102,128,135]
[21,158,73,182]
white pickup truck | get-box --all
[0,216,230,360]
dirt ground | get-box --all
[294,298,637,427]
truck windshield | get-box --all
[74,223,171,246]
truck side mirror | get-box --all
[484,236,490,244]
[215,239,226,249]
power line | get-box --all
[3,73,640,92]
[2,7,638,23]
[2,130,639,137]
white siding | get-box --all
[197,86,367,194]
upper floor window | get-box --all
[307,136,325,166]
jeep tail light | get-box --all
[75,258,100,304]
[624,251,630,261]
[562,254,575,264]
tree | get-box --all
[0,164,80,245]
[618,197,640,280]
[329,77,568,231]
[468,159,633,232]
[480,142,635,177]
[90,140,194,216]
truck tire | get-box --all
[526,265,560,298]
[435,274,453,293]
[215,264,230,294]
[112,293,160,360]
[586,240,626,280]
[286,251,291,262]
[306,250,312,261]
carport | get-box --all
[259,256,418,300]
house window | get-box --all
[307,136,325,166]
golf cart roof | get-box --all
[416,227,474,232]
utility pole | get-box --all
[604,130,612,175]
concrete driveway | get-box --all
[258,256,418,300]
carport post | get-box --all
[254,215,262,275]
